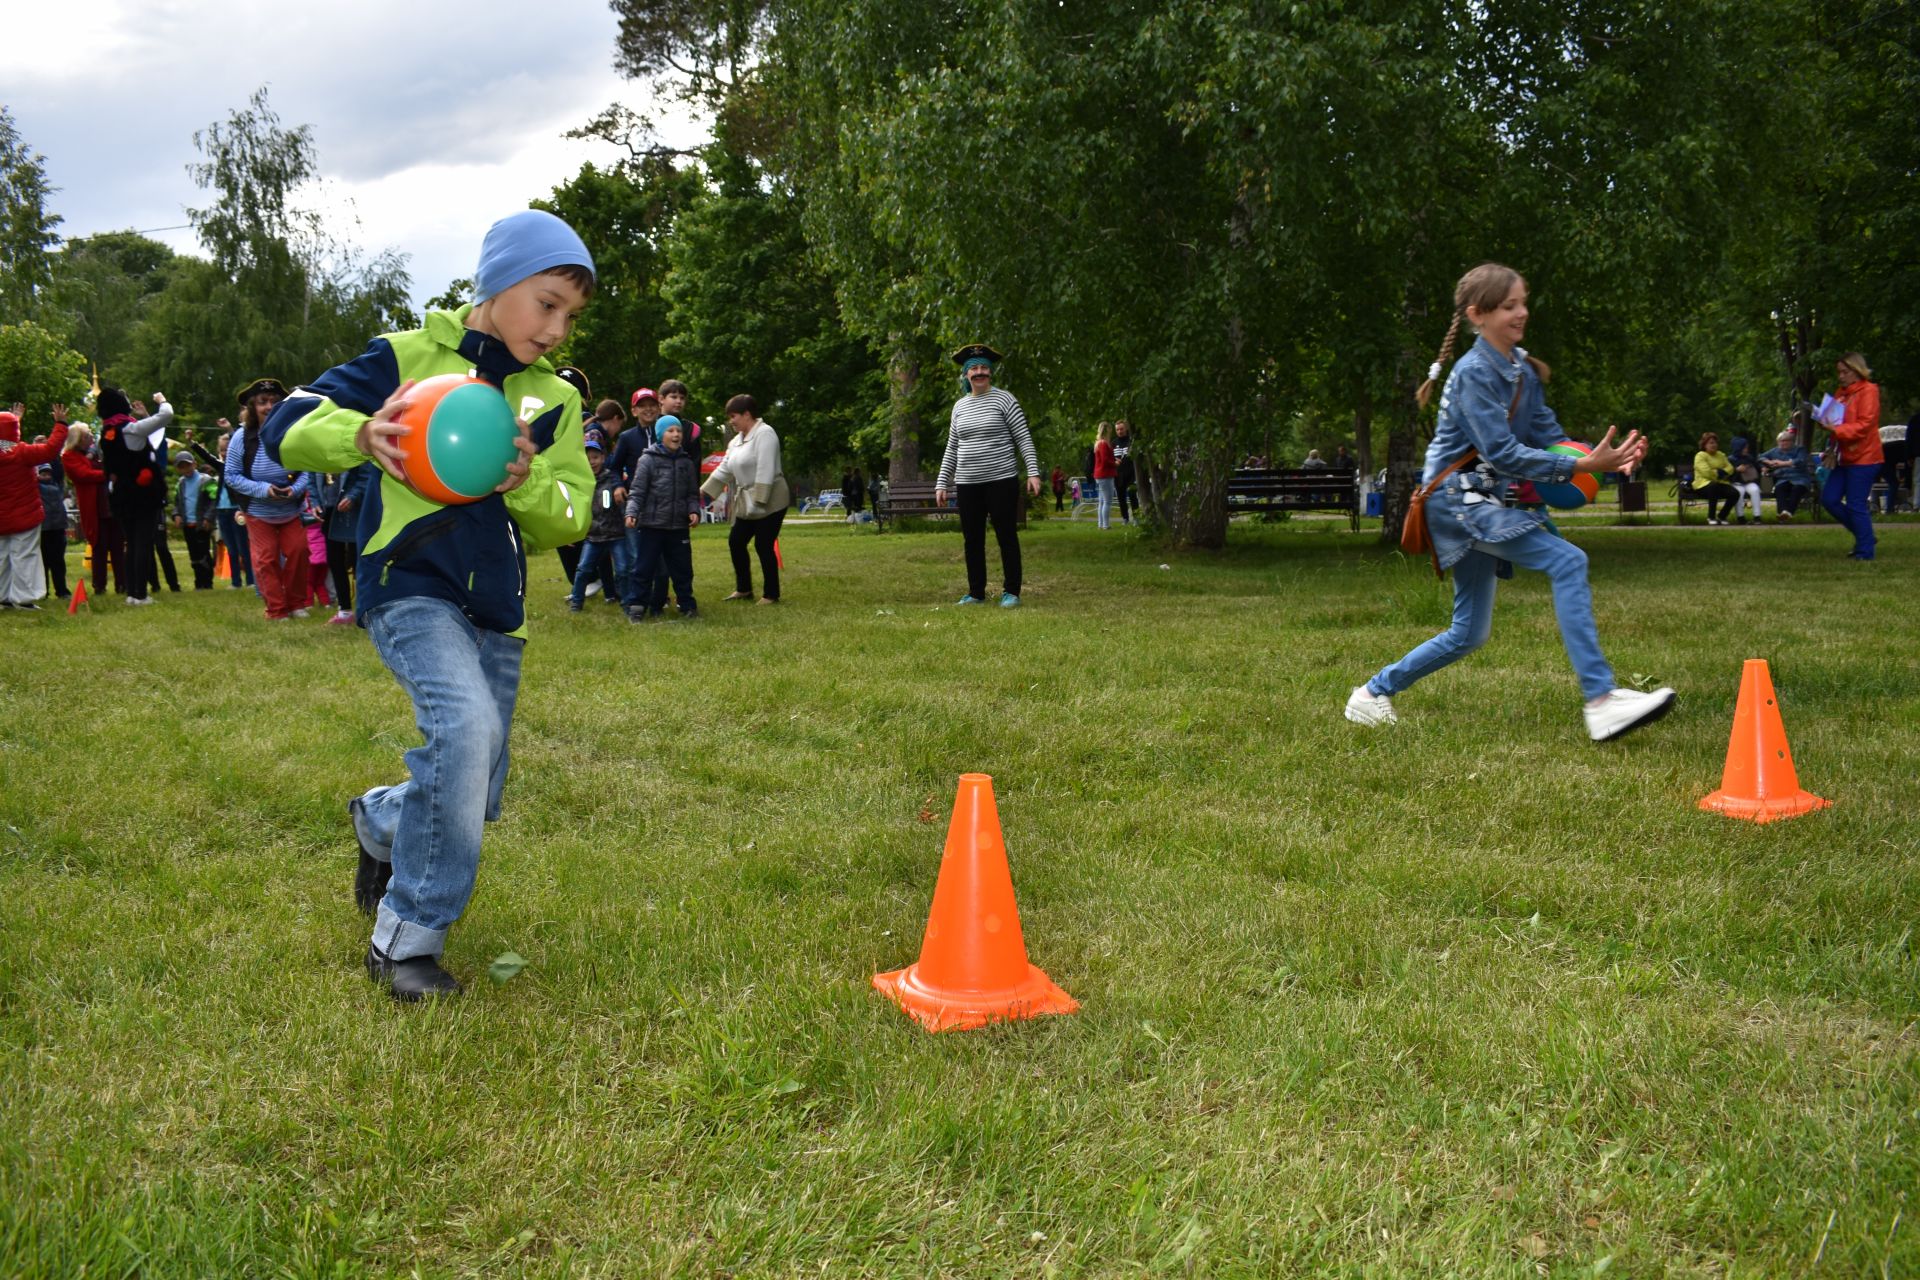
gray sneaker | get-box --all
[1344,686,1398,726]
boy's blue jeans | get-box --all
[620,526,651,607]
[570,538,628,605]
[1367,528,1615,702]
[353,596,524,961]
[1821,463,1877,559]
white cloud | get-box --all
[10,0,710,306]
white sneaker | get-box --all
[1344,686,1398,726]
[291,608,311,619]
[584,581,602,598]
[1584,687,1676,742]
[126,596,154,607]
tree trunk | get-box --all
[887,335,921,483]
[1353,384,1374,475]
[1378,350,1424,545]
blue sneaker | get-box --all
[999,593,1021,608]
[956,594,983,605]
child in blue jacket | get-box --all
[266,210,595,1001]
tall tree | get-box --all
[0,107,62,321]
[0,322,90,426]
[45,232,179,375]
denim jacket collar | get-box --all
[1473,335,1527,383]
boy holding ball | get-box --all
[264,210,595,1000]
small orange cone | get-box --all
[66,580,89,615]
[874,774,1078,1031]
[1700,659,1829,823]
[215,544,230,580]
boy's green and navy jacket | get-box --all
[262,306,592,638]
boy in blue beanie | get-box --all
[265,209,596,1001]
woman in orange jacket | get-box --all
[1820,352,1882,560]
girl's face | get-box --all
[1468,281,1529,352]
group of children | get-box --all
[573,401,702,620]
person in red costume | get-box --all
[0,402,70,609]
[95,386,174,605]
[59,425,123,596]
[1820,352,1883,561]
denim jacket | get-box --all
[1422,337,1578,572]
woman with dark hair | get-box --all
[935,344,1040,605]
[701,394,790,604]
[1820,353,1882,560]
[1689,432,1739,526]
[223,377,311,619]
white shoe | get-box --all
[126,596,154,607]
[584,581,602,598]
[1584,687,1676,742]
[291,608,311,619]
[1344,686,1398,726]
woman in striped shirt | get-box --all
[934,344,1040,607]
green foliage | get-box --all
[0,321,90,424]
[659,140,883,473]
[538,159,703,407]
[0,107,62,321]
[44,232,179,374]
[424,277,472,312]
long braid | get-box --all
[1416,309,1464,410]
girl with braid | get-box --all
[1344,263,1675,742]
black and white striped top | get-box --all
[936,387,1038,489]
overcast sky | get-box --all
[9,0,708,309]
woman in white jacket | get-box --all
[700,394,790,604]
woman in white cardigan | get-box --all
[700,393,791,604]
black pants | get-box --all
[636,526,696,613]
[957,477,1022,598]
[729,508,786,600]
[1774,481,1808,517]
[557,541,581,585]
[1052,489,1065,511]
[1116,475,1135,523]
[183,526,215,589]
[93,514,124,595]
[326,536,355,609]
[113,497,159,599]
[151,521,180,592]
[1694,481,1738,522]
[41,529,68,596]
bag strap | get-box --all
[1413,368,1526,501]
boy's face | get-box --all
[587,448,605,473]
[483,272,590,366]
[660,389,687,415]
[660,426,683,452]
[634,400,660,426]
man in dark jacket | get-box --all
[622,415,700,620]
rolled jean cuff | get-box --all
[350,792,393,862]
[373,902,447,962]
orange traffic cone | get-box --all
[67,579,89,615]
[873,774,1078,1031]
[1700,659,1829,823]
[215,544,230,580]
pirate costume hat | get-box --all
[951,343,1004,367]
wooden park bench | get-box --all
[876,479,1028,529]
[1226,467,1360,530]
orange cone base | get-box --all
[1700,788,1830,824]
[873,962,1078,1033]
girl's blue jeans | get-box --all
[353,596,524,961]
[1367,528,1615,702]
[1821,463,1877,559]
[1096,477,1116,528]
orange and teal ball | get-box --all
[1536,441,1600,509]
[393,374,519,505]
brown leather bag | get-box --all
[1398,375,1525,576]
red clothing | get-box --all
[1832,379,1883,466]
[1093,439,1117,479]
[62,447,108,545]
[0,416,69,536]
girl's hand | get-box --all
[1576,425,1647,476]
[357,380,416,483]
[493,424,536,494]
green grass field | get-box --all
[2,519,1914,1277]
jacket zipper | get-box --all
[377,514,457,585]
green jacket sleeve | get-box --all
[507,395,592,552]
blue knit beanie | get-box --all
[473,210,596,305]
